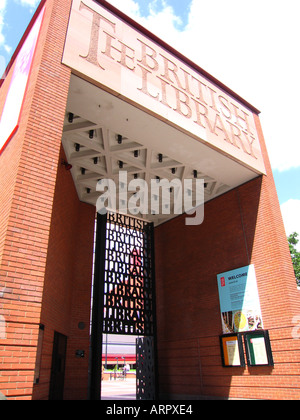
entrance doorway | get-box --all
[89,212,158,400]
[101,334,137,400]
[49,332,67,400]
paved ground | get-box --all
[101,378,136,400]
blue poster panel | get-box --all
[217,265,263,334]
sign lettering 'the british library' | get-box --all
[63,0,266,175]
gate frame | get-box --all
[89,212,159,400]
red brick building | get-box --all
[0,0,299,400]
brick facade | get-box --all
[0,0,299,401]
[155,115,300,400]
[0,0,83,400]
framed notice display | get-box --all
[219,334,245,367]
[244,330,274,367]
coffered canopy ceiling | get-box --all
[61,75,260,226]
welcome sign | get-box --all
[217,265,263,334]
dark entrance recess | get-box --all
[49,332,68,400]
[89,212,158,400]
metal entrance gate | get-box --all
[89,212,158,400]
[136,337,156,400]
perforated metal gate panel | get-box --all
[136,337,156,400]
[102,212,155,337]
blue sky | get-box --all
[0,0,299,244]
[0,1,39,57]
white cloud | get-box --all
[13,0,40,15]
[107,0,182,39]
[3,43,10,53]
[142,1,183,32]
[107,0,300,172]
[105,0,141,17]
[281,200,300,250]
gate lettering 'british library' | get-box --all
[1,0,300,400]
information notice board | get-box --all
[244,330,274,366]
[219,334,245,367]
[217,265,263,334]
[219,330,274,367]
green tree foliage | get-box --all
[288,232,300,286]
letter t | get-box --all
[79,1,116,69]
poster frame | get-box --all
[219,333,245,368]
[243,330,274,367]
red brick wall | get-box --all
[0,62,21,271]
[155,114,300,400]
[31,147,95,400]
[0,0,74,400]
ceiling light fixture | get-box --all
[68,113,74,123]
[61,159,72,171]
